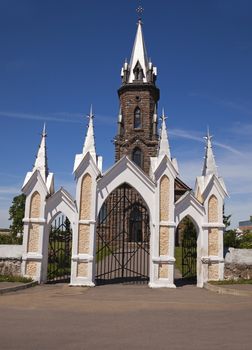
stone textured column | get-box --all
[77,173,92,278]
[158,175,171,280]
[208,195,220,280]
[23,191,45,281]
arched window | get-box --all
[134,107,141,129]
[132,147,142,168]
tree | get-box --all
[223,205,231,230]
[223,229,239,248]
[9,194,26,237]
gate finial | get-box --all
[82,105,97,162]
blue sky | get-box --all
[0,0,251,229]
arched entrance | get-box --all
[47,214,72,283]
[175,216,197,285]
[96,183,150,285]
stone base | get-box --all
[149,281,176,288]
[0,258,22,276]
[70,280,95,287]
[225,263,252,280]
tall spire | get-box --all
[82,105,97,162]
[158,108,171,159]
[202,129,218,177]
[128,20,149,83]
[33,123,48,182]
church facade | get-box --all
[20,20,227,288]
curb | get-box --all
[0,281,38,295]
[204,282,252,297]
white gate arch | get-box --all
[96,156,156,220]
[40,188,77,283]
[175,191,206,287]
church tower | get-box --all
[114,19,160,174]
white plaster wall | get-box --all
[225,248,252,265]
[0,245,23,258]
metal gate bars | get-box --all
[47,216,72,283]
[182,223,197,280]
[96,184,150,285]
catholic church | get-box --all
[20,17,228,288]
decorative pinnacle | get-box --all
[136,3,144,20]
[42,123,47,137]
[87,104,94,120]
[160,108,167,122]
[203,126,213,142]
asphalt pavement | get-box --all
[0,283,252,350]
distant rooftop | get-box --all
[239,216,252,227]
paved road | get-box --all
[0,283,252,350]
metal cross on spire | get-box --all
[136,3,144,21]
[160,108,167,122]
[42,122,47,138]
[87,104,94,121]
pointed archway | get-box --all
[175,216,197,286]
[47,213,72,283]
[95,183,150,285]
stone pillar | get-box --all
[22,190,46,282]
[71,172,96,286]
[150,174,176,288]
[207,195,224,281]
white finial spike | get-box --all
[42,122,47,137]
[33,123,48,182]
[83,106,97,162]
[161,107,167,121]
[202,128,218,177]
[158,108,171,159]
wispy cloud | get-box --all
[178,149,252,228]
[0,111,83,124]
[0,111,115,125]
[0,186,21,195]
[189,92,252,116]
[169,128,242,155]
[0,209,11,228]
[230,122,252,136]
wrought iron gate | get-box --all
[96,184,150,285]
[182,225,197,279]
[47,216,72,283]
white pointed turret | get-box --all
[158,108,171,159]
[22,124,54,194]
[33,123,48,182]
[194,128,228,201]
[202,129,218,177]
[121,20,157,84]
[82,105,97,162]
[73,105,103,174]
[128,20,149,83]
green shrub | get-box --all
[224,230,240,248]
[239,232,252,249]
[0,275,33,283]
[0,234,22,245]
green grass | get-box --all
[0,275,33,283]
[175,247,182,273]
[209,279,252,285]
[96,245,112,263]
